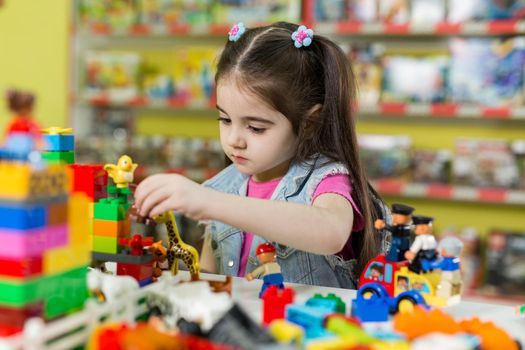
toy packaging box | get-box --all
[348,0,379,22]
[348,44,383,107]
[453,138,520,189]
[314,0,350,21]
[79,0,140,30]
[512,140,525,189]
[358,134,412,180]
[412,149,451,184]
[485,229,525,296]
[381,53,449,103]
[139,0,212,27]
[410,0,445,25]
[447,0,487,22]
[378,0,409,23]
[210,0,300,26]
[84,51,141,102]
[449,38,525,107]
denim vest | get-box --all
[201,156,361,289]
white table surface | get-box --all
[196,272,525,346]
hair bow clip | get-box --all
[291,25,314,48]
[228,22,246,42]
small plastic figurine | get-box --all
[404,215,438,273]
[104,155,138,188]
[246,242,284,298]
[119,234,153,256]
[4,89,42,151]
[433,237,464,298]
[147,240,168,282]
[369,263,384,281]
[375,203,415,262]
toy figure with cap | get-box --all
[405,215,438,273]
[375,203,415,262]
[245,242,284,298]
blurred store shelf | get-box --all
[373,179,525,205]
[314,20,525,36]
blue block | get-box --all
[286,304,332,339]
[43,134,74,152]
[139,277,152,287]
[0,204,47,230]
[351,298,389,322]
[306,298,339,313]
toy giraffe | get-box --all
[155,211,200,281]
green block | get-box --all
[0,277,43,307]
[42,151,75,164]
[43,266,88,319]
[312,293,346,314]
[94,197,129,220]
[93,235,119,254]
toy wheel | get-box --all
[361,287,380,300]
[397,297,416,314]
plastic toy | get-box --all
[103,155,138,188]
[155,211,200,281]
[147,240,168,282]
[86,268,139,303]
[119,234,154,256]
[375,203,415,262]
[404,215,437,273]
[517,304,525,315]
[262,285,294,325]
[4,89,41,142]
[245,242,284,298]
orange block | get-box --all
[93,219,131,238]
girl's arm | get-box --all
[206,191,353,255]
[135,174,354,255]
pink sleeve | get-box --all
[312,174,364,232]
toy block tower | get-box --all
[41,127,75,165]
[91,155,153,286]
[0,140,89,336]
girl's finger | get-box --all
[135,175,166,209]
[139,185,170,217]
[148,197,178,219]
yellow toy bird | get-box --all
[104,155,138,188]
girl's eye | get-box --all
[248,126,266,134]
[217,117,231,125]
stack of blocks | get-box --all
[0,153,89,335]
[42,130,75,165]
[92,184,153,286]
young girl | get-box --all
[135,22,387,288]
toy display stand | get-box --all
[1,271,522,349]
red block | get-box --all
[0,302,43,328]
[117,261,153,281]
[0,255,43,278]
[69,164,108,200]
[262,286,294,325]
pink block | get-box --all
[0,225,69,258]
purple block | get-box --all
[0,225,69,258]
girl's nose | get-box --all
[228,128,246,149]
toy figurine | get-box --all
[4,89,42,150]
[369,263,384,281]
[104,155,138,188]
[119,234,154,256]
[405,215,437,273]
[246,242,284,298]
[147,240,168,282]
[434,236,463,298]
[375,203,415,262]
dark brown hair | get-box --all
[215,22,382,274]
[6,89,35,115]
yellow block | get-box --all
[43,243,90,274]
[0,162,69,200]
[68,192,91,244]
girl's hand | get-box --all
[134,174,212,220]
[245,273,254,281]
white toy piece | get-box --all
[87,268,139,303]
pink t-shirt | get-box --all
[237,174,364,277]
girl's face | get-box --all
[216,78,298,182]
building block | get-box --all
[0,302,43,328]
[48,200,68,225]
[43,266,88,319]
[68,192,91,244]
[44,243,90,274]
[0,163,68,200]
[306,293,346,314]
[117,261,153,281]
[94,198,129,221]
[93,235,119,254]
[0,224,69,259]
[69,164,108,201]
[0,202,47,230]
[42,151,75,165]
[286,304,332,339]
[0,255,43,278]
[43,134,74,152]
[0,276,43,307]
[92,251,153,265]
[262,285,294,326]
[93,218,130,238]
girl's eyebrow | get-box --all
[216,104,275,125]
